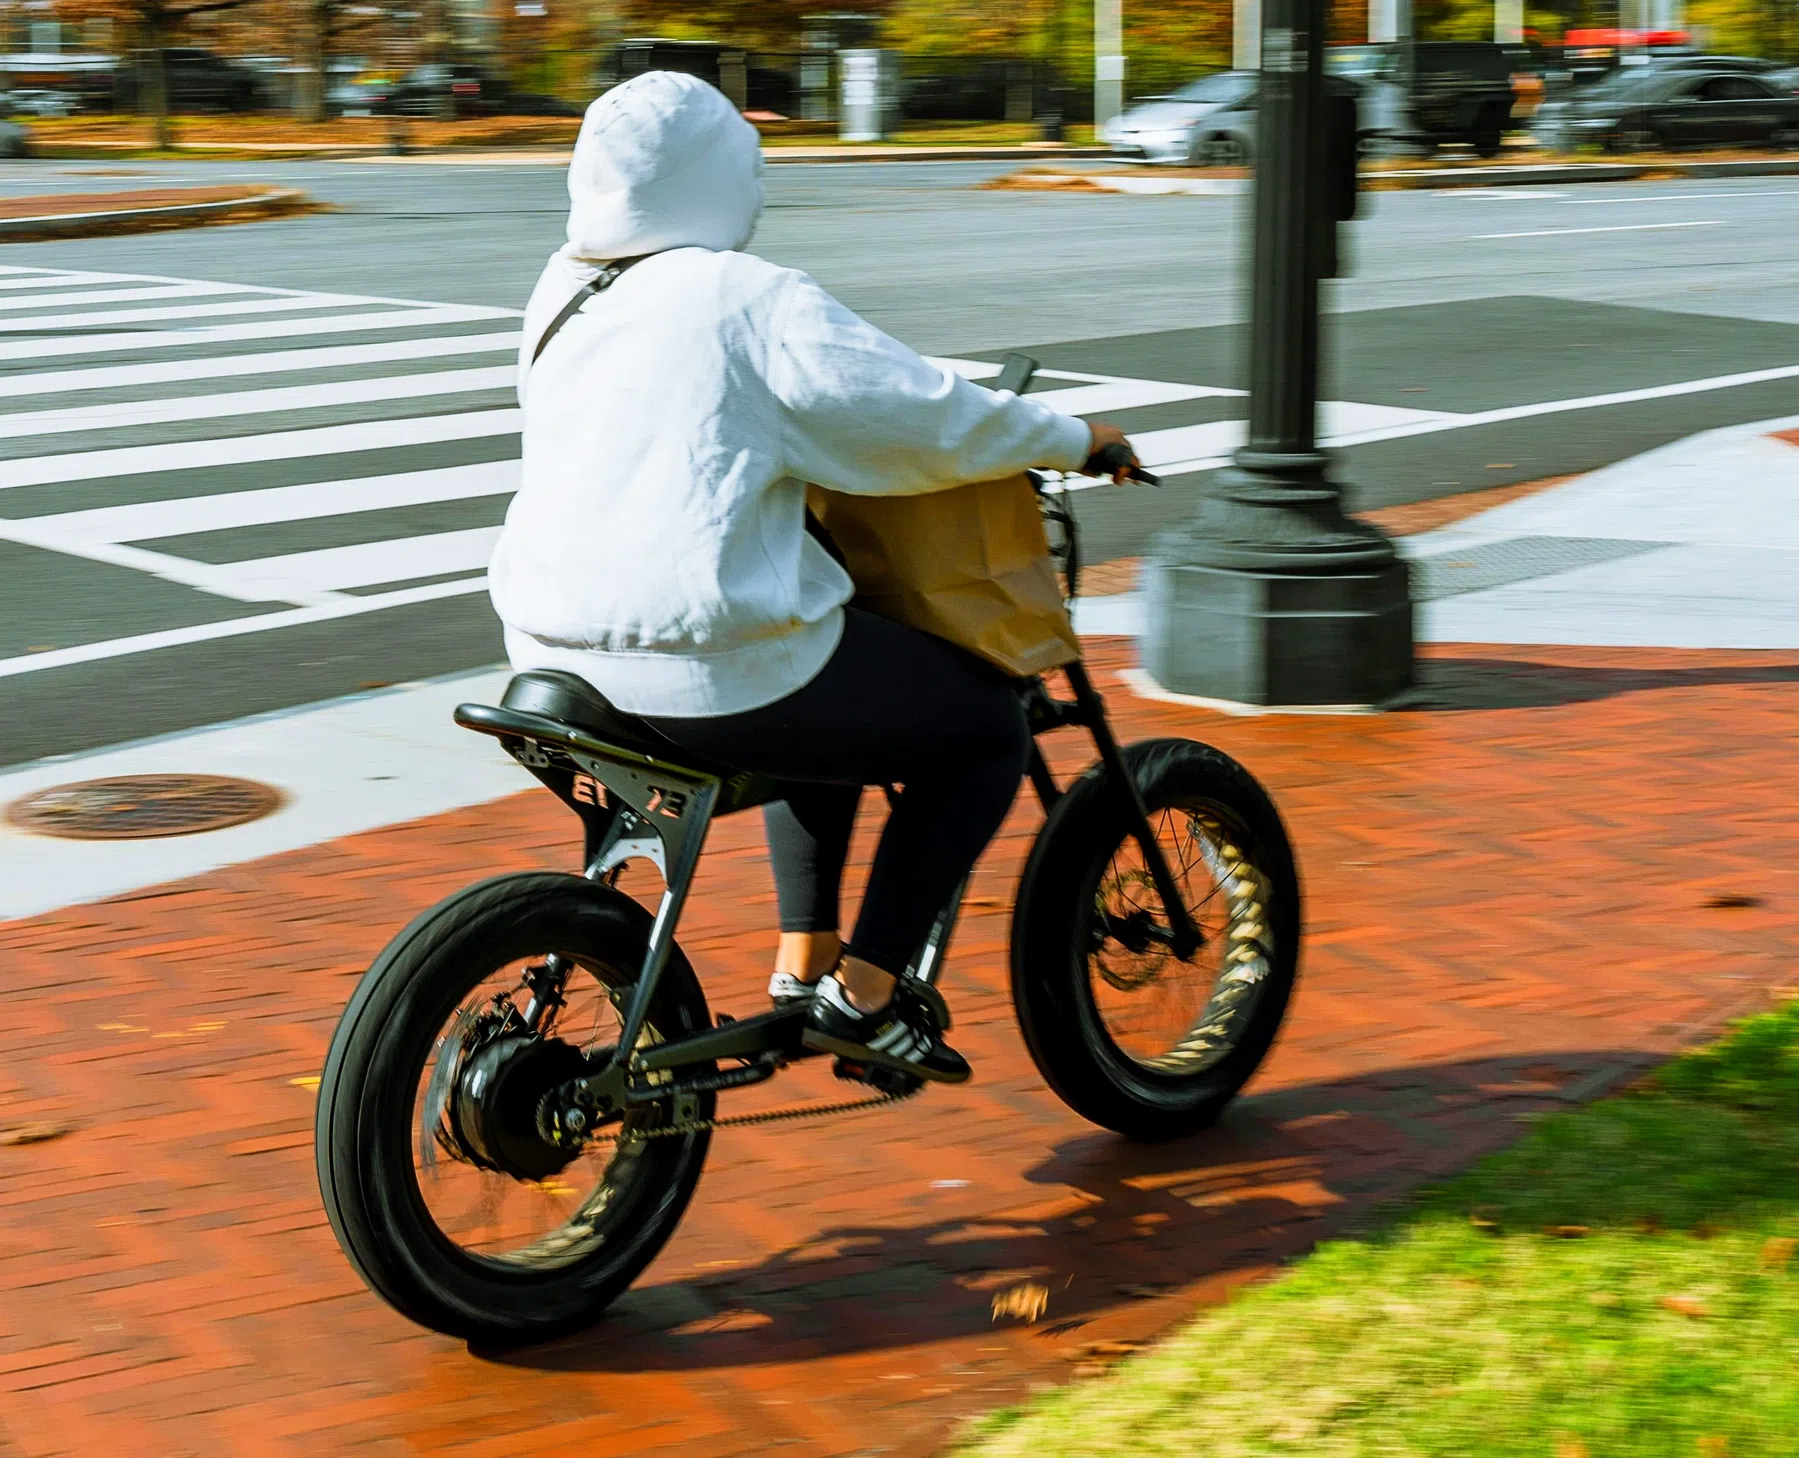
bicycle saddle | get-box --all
[499,670,728,774]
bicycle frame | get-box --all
[453,653,1200,1115]
[451,352,1198,1114]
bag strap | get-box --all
[527,254,648,368]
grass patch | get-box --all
[953,998,1799,1458]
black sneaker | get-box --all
[766,971,818,1009]
[801,975,971,1084]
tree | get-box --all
[61,0,259,147]
[294,0,387,121]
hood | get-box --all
[563,70,765,263]
[1113,98,1229,132]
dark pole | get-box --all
[1140,0,1413,707]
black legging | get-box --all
[644,608,1031,978]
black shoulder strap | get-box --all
[528,254,648,367]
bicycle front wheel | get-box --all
[1011,739,1300,1140]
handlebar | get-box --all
[1082,441,1161,487]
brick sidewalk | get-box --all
[2,640,1796,1456]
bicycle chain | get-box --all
[586,1084,922,1146]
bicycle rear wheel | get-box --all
[1011,739,1300,1140]
[315,872,713,1344]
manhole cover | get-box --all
[4,774,282,841]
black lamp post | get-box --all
[1140,0,1414,707]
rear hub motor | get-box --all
[451,1032,590,1181]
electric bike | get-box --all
[314,355,1301,1344]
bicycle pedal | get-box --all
[831,1057,923,1098]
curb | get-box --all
[1006,155,1799,196]
[0,188,310,241]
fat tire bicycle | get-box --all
[314,355,1302,1345]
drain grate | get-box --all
[4,774,282,841]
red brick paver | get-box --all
[2,640,1797,1456]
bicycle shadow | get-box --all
[1402,656,1799,712]
[483,1049,1654,1374]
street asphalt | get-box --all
[1,157,1797,766]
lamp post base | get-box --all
[1140,456,1415,707]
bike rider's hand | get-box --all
[1084,422,1140,484]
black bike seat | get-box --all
[499,671,727,774]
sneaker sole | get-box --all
[801,1027,971,1084]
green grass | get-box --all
[953,1000,1799,1458]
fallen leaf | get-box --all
[1555,1438,1589,1458]
[1081,1340,1143,1358]
[1660,1293,1709,1318]
[991,1281,1049,1324]
[288,1076,321,1090]
[1759,1236,1795,1271]
[1549,1225,1590,1239]
[0,1121,74,1147]
[1072,1362,1110,1379]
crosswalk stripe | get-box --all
[0,293,385,334]
[0,305,521,364]
[0,574,493,682]
[0,408,520,491]
[209,527,500,597]
[1028,379,1243,417]
[0,281,250,313]
[23,462,519,544]
[0,270,169,292]
[0,332,520,401]
[0,365,518,441]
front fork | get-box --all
[910,661,1201,991]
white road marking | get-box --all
[1470,219,1725,240]
[1029,378,1242,415]
[0,332,520,400]
[0,292,383,333]
[24,461,519,545]
[0,517,345,605]
[0,574,492,681]
[0,365,518,441]
[0,304,520,364]
[1570,190,1799,204]
[209,526,500,597]
[0,408,520,490]
[0,281,248,313]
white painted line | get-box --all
[0,292,382,334]
[1470,219,1725,240]
[25,460,519,544]
[1570,190,1799,204]
[0,573,492,681]
[0,365,518,441]
[0,262,501,310]
[0,408,520,491]
[210,527,501,597]
[0,305,520,364]
[0,270,151,292]
[0,518,344,606]
[0,331,521,400]
[0,669,525,923]
[1029,379,1242,416]
[1141,363,1799,479]
[0,281,246,313]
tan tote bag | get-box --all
[806,474,1080,679]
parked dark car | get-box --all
[118,48,260,112]
[386,63,503,118]
[1534,66,1799,151]
[1327,41,1517,156]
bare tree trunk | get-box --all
[144,8,174,151]
[305,0,330,123]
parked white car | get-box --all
[1100,71,1256,164]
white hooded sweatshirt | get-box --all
[489,71,1091,718]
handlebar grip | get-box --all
[1084,441,1161,486]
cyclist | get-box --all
[490,71,1137,1085]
